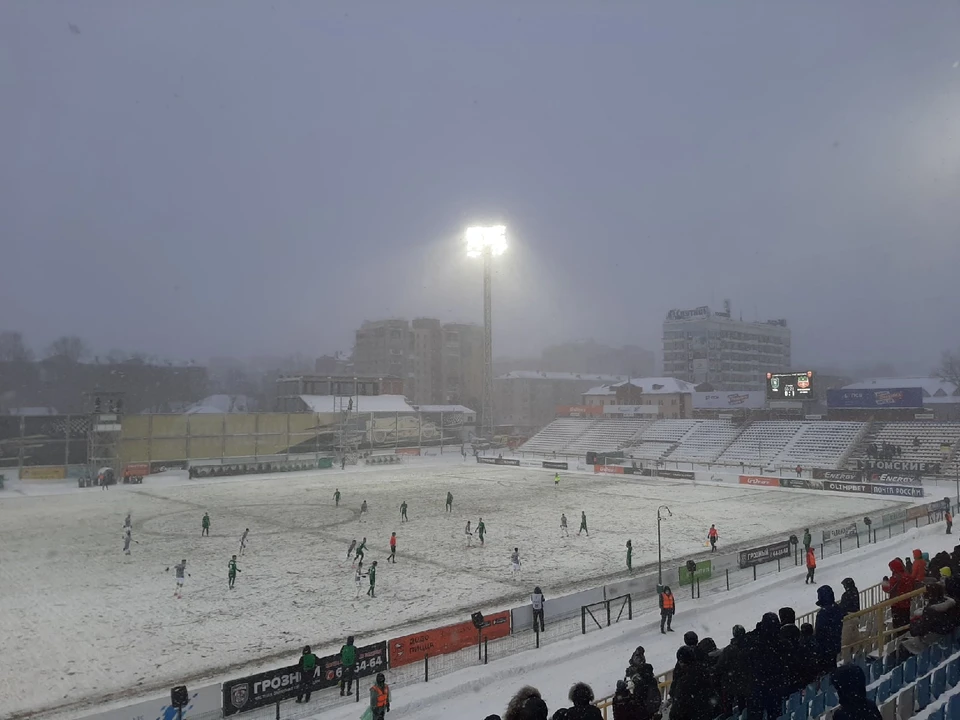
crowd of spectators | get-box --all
[487,542,960,720]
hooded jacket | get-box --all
[912,549,928,582]
[832,665,882,720]
[563,683,603,720]
[716,631,752,699]
[814,585,846,668]
[504,687,547,720]
[840,581,860,615]
[883,558,915,610]
[669,646,717,720]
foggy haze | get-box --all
[2,1,958,371]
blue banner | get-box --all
[826,387,923,409]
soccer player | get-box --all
[228,555,241,589]
[477,518,486,545]
[346,538,357,562]
[334,489,341,507]
[554,473,560,488]
[239,528,250,555]
[201,512,210,537]
[400,501,408,522]
[167,559,189,598]
[626,539,633,571]
[359,500,368,522]
[354,537,367,564]
[445,491,453,513]
[122,527,133,555]
[367,560,378,597]
[511,548,521,575]
[560,513,569,537]
[578,512,589,536]
[465,520,473,547]
[354,560,365,597]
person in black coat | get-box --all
[563,683,603,720]
[779,623,805,695]
[669,646,717,720]
[749,613,786,720]
[832,665,882,720]
[716,625,752,715]
[815,585,846,674]
[798,623,820,688]
[612,680,641,720]
[630,664,663,720]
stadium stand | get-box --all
[621,419,701,464]
[714,420,804,467]
[562,419,649,455]
[846,422,960,470]
[663,420,743,463]
[773,421,867,470]
[519,417,597,454]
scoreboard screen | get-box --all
[766,371,814,400]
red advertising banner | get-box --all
[389,611,510,668]
[739,475,780,487]
[594,465,625,475]
[123,463,150,478]
[395,448,421,456]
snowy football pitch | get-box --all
[0,459,899,718]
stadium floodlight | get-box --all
[465,225,507,440]
[465,225,507,258]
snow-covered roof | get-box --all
[299,394,416,413]
[413,404,476,414]
[583,385,617,396]
[842,377,960,402]
[496,371,626,382]
[613,377,697,394]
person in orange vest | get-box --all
[370,672,390,720]
[708,525,719,552]
[659,586,676,633]
[947,509,953,535]
[911,549,927,581]
[805,547,817,585]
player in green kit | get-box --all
[400,501,408,522]
[477,518,486,545]
[334,489,341,507]
[626,540,633,571]
[228,555,240,588]
[445,491,453,513]
[354,537,367,563]
[578,511,589,536]
[366,560,378,597]
[201,512,211,537]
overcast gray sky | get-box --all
[2,1,958,370]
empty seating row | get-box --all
[519,418,596,453]
[773,421,867,470]
[665,420,743,463]
[563,419,649,454]
[715,421,804,466]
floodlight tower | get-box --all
[466,225,507,441]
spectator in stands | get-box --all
[612,680,639,720]
[832,664,882,720]
[798,623,819,684]
[749,613,785,720]
[815,585,846,674]
[627,646,646,676]
[695,637,720,673]
[911,549,927,582]
[716,625,752,715]
[930,551,951,579]
[504,687,548,720]
[904,556,913,575]
[563,683,602,720]
[683,631,699,648]
[669,634,699,704]
[669,646,717,720]
[903,583,958,655]
[779,619,805,695]
[839,578,861,656]
[628,663,662,720]
[805,546,817,584]
[659,586,675,633]
[883,558,915,632]
[941,567,960,600]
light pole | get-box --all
[466,225,507,441]
[657,504,672,587]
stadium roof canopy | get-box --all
[842,377,960,403]
[496,371,626,382]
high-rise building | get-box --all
[352,318,484,407]
[661,302,791,391]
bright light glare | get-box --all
[465,225,507,258]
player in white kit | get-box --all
[511,548,521,575]
[560,513,569,537]
[167,559,189,598]
[354,560,365,598]
[465,520,473,547]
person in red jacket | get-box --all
[805,547,817,584]
[911,549,927,582]
[883,558,916,632]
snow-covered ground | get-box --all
[0,458,904,718]
[309,522,960,720]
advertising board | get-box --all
[739,475,780,487]
[779,477,823,490]
[812,469,861,482]
[866,472,923,486]
[542,461,569,470]
[221,642,388,716]
[555,406,604,418]
[395,447,421,456]
[766,371,814,400]
[738,540,791,568]
[870,484,923,498]
[678,560,713,586]
[826,387,924,409]
[20,465,67,480]
[655,469,696,480]
[857,459,941,474]
[881,508,908,526]
[389,611,510,668]
[822,523,858,543]
[477,457,521,467]
[824,480,871,495]
[594,464,625,475]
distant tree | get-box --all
[0,331,33,362]
[45,335,89,363]
[938,350,960,388]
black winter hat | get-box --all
[779,607,796,625]
[569,682,595,705]
[677,645,696,663]
[522,697,548,720]
[732,624,746,638]
[683,631,699,647]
